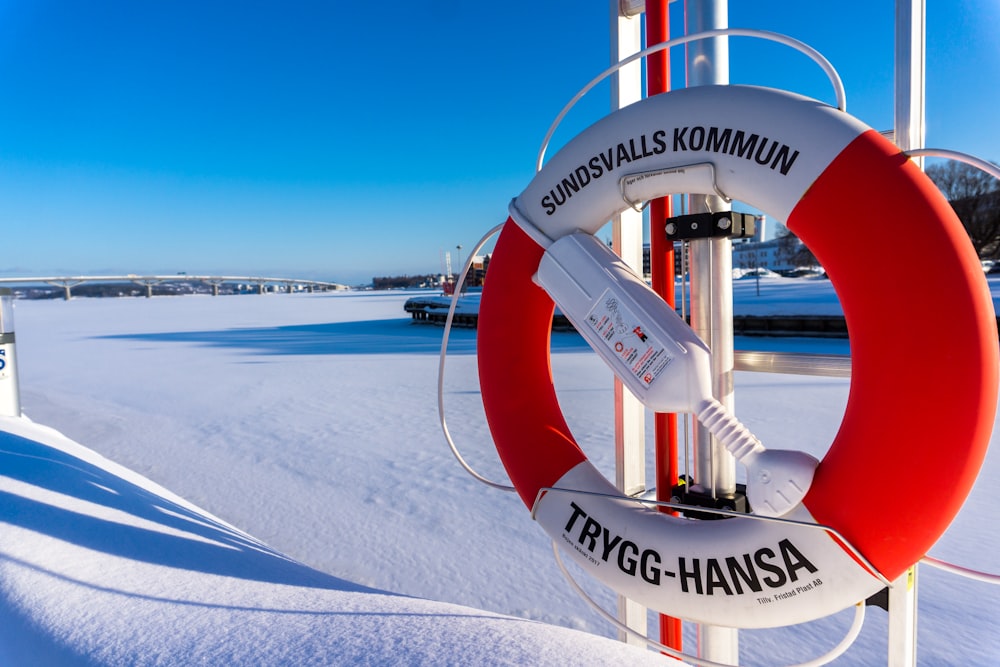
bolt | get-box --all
[718,216,732,230]
[665,222,677,236]
[690,222,699,230]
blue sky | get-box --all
[1,1,998,285]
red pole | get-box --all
[645,0,682,652]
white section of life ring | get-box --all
[510,84,867,243]
[533,464,878,629]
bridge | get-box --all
[0,275,350,299]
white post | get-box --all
[895,0,926,161]
[888,568,919,667]
[887,2,924,664]
[611,0,647,646]
[685,0,739,663]
[0,289,22,417]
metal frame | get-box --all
[609,0,926,664]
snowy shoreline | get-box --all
[0,289,996,664]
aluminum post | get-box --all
[684,0,739,663]
[611,0,647,646]
[887,1,925,665]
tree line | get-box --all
[926,161,1000,258]
[371,275,440,290]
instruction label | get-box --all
[585,290,672,387]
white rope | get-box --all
[437,223,514,492]
[536,28,847,172]
[787,602,866,667]
[906,148,1000,182]
[906,148,1000,584]
[550,541,728,667]
[921,556,1000,585]
[552,541,866,667]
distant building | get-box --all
[443,254,490,293]
[732,238,795,273]
[642,234,812,279]
[468,255,489,286]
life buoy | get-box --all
[477,85,998,628]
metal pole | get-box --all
[684,0,738,663]
[887,2,925,665]
[0,289,23,417]
[894,0,926,161]
[610,0,647,646]
[645,0,684,652]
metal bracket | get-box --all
[670,477,750,520]
[664,211,757,241]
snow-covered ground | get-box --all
[2,279,998,664]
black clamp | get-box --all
[670,476,750,520]
[865,588,889,611]
[664,211,757,241]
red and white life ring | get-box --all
[477,85,998,628]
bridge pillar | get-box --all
[46,281,82,300]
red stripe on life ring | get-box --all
[477,220,585,508]
[792,130,999,580]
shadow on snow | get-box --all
[98,318,591,356]
[0,429,378,592]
